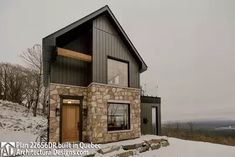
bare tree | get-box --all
[187,122,194,134]
[0,63,9,100]
[176,122,180,130]
[23,69,37,109]
[21,44,43,117]
[41,86,49,114]
[0,66,2,99]
[0,63,28,103]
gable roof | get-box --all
[43,5,147,72]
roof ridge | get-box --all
[43,5,109,39]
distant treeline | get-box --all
[163,120,235,131]
[0,44,48,116]
[162,121,235,146]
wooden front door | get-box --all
[61,100,80,143]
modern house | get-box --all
[43,5,161,143]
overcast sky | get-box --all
[0,0,235,122]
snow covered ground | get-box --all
[0,100,47,143]
[93,135,235,157]
[137,135,235,157]
[1,133,234,157]
[0,100,47,135]
[0,100,234,157]
[0,130,37,142]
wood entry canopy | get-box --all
[57,47,92,62]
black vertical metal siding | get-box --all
[141,103,153,134]
[141,96,161,135]
[43,36,56,86]
[141,103,161,135]
[50,26,92,86]
[50,57,90,86]
[92,15,140,88]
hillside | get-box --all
[0,100,47,141]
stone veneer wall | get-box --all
[87,83,141,143]
[49,83,88,142]
[49,83,141,143]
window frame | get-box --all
[106,56,130,87]
[107,102,131,132]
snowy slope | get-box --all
[0,130,37,142]
[0,100,47,137]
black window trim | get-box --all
[107,102,131,132]
[106,56,130,87]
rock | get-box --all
[97,145,120,154]
[26,125,32,128]
[103,95,110,100]
[116,151,134,157]
[146,139,162,150]
[150,142,161,150]
[112,88,116,93]
[161,139,170,147]
[116,88,122,92]
[122,144,136,150]
[91,86,96,92]
[137,143,149,153]
[135,142,144,149]
[99,87,105,92]
[84,153,96,157]
[146,139,160,145]
[122,142,143,150]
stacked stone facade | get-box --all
[49,83,88,142]
[49,82,141,143]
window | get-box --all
[107,103,130,131]
[107,58,128,86]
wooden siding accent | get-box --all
[57,47,92,62]
[92,15,140,88]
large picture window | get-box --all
[107,103,130,131]
[107,58,128,87]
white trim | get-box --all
[88,82,141,91]
[107,100,131,104]
[107,129,132,133]
[50,83,87,89]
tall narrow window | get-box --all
[107,58,128,87]
[107,103,130,131]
